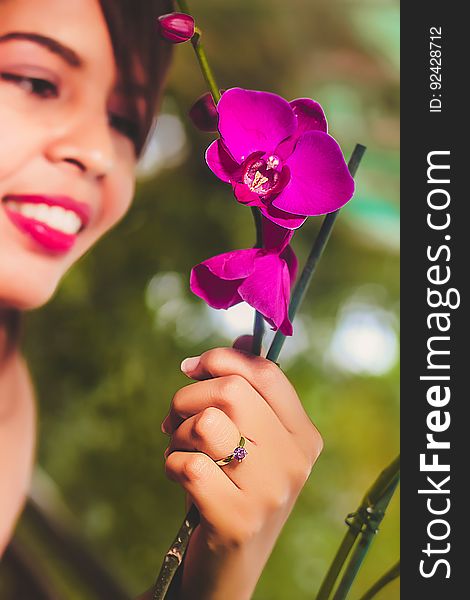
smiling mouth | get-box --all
[2,194,90,253]
[3,198,85,234]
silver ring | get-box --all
[215,436,248,466]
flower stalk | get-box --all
[266,143,366,363]
[315,455,400,600]
[175,0,221,104]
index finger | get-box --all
[180,347,309,434]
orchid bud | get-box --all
[189,90,225,132]
[157,12,195,44]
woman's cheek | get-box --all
[0,113,41,180]
[96,164,136,233]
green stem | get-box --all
[316,456,400,600]
[191,32,221,104]
[266,144,366,363]
[358,561,400,600]
[251,207,265,355]
[176,1,221,103]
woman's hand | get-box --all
[162,344,323,600]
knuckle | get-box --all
[164,452,179,480]
[207,499,263,550]
[291,459,314,488]
[182,453,210,482]
[193,407,221,440]
[287,444,316,488]
[308,424,324,462]
[263,484,290,512]
[218,374,247,401]
[203,347,229,372]
[225,515,263,548]
[164,453,210,484]
[171,387,185,414]
[257,358,280,382]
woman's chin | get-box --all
[0,263,61,311]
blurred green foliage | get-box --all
[2,0,399,598]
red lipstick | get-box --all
[2,194,91,254]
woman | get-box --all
[0,0,323,598]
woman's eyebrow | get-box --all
[0,32,82,68]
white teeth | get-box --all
[4,201,83,235]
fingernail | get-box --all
[180,356,200,375]
[164,446,170,458]
[161,420,170,434]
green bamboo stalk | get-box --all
[152,504,200,600]
[332,472,399,600]
[316,456,400,600]
[315,528,359,600]
[358,561,400,600]
[266,144,366,363]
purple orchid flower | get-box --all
[190,218,298,335]
[205,87,355,229]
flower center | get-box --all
[243,154,283,197]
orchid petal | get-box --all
[217,88,297,163]
[276,98,328,159]
[190,265,243,309]
[290,98,328,135]
[239,253,292,334]
[261,216,294,252]
[206,139,240,183]
[259,202,307,230]
[233,183,264,207]
[281,245,298,285]
[199,249,258,280]
[273,131,354,216]
[190,249,258,310]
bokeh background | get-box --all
[1,0,399,598]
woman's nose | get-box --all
[44,112,115,179]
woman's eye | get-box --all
[0,72,58,98]
[109,113,140,144]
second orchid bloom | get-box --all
[191,218,297,336]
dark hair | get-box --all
[0,309,22,359]
[1,1,174,355]
[98,0,174,156]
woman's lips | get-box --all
[2,194,91,254]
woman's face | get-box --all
[0,0,144,309]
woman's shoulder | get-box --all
[0,350,36,556]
